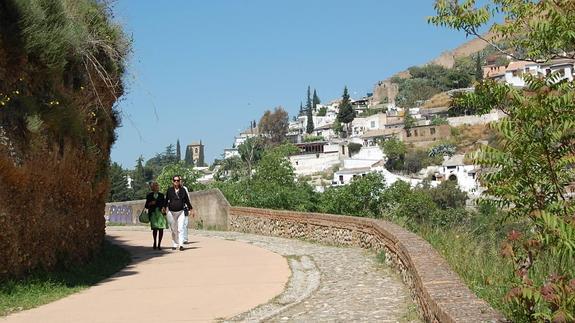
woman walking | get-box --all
[145,181,168,250]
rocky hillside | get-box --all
[372,34,492,105]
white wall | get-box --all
[437,165,482,196]
[352,146,384,160]
[447,110,503,127]
[343,159,376,169]
[290,152,341,176]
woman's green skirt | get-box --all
[150,209,168,230]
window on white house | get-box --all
[371,121,376,128]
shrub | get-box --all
[348,143,362,156]
[319,173,386,217]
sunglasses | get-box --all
[173,179,180,182]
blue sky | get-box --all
[111,0,481,168]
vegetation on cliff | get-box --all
[0,0,130,279]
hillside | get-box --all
[372,34,493,105]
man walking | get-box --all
[163,175,193,250]
[181,179,192,244]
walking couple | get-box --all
[145,175,195,250]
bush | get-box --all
[319,173,386,217]
[348,143,362,156]
[303,135,325,143]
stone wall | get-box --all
[229,206,504,323]
[105,189,229,230]
[188,189,229,230]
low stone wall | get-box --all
[105,189,229,230]
[105,199,145,224]
[188,189,229,230]
[229,206,504,323]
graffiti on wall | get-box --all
[107,205,135,224]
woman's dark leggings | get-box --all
[152,229,164,247]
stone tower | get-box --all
[185,141,205,167]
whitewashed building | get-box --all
[433,155,482,197]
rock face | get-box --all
[0,0,128,279]
[371,34,492,105]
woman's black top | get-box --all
[145,192,165,213]
[164,187,192,212]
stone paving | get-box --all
[195,230,421,322]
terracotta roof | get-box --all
[505,60,531,72]
[483,65,506,78]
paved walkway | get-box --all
[3,227,419,322]
[198,231,419,322]
[2,227,290,323]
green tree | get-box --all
[319,173,386,217]
[475,53,483,81]
[431,1,575,320]
[238,136,264,177]
[131,156,148,199]
[312,89,320,109]
[380,138,406,171]
[214,156,244,182]
[337,86,355,137]
[108,162,132,202]
[258,106,289,146]
[332,118,344,136]
[156,161,203,192]
[306,86,314,134]
[317,106,327,117]
[403,108,416,130]
[176,139,181,161]
[146,144,179,177]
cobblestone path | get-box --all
[194,230,420,322]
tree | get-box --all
[165,144,177,162]
[403,108,416,130]
[332,118,343,136]
[146,144,181,176]
[176,139,181,161]
[312,89,320,109]
[337,86,355,137]
[156,161,203,192]
[306,86,314,134]
[475,53,483,81]
[238,136,264,177]
[131,156,148,199]
[319,173,386,217]
[108,162,132,202]
[214,156,244,182]
[258,106,289,146]
[298,102,304,117]
[380,138,406,171]
[431,1,575,320]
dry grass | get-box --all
[451,124,499,154]
[422,92,451,109]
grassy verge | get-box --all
[0,241,130,317]
[414,225,516,318]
